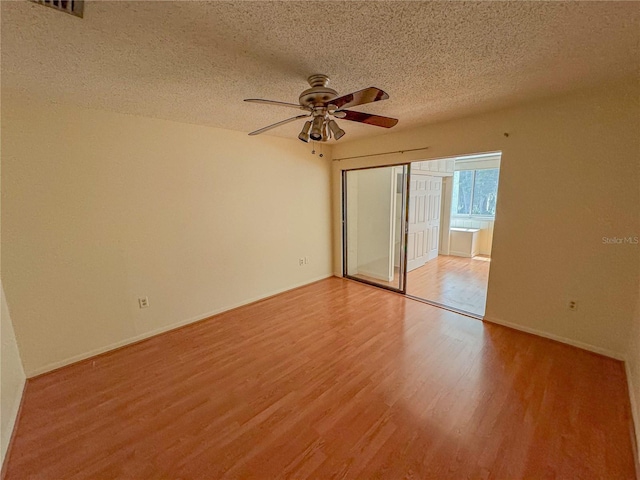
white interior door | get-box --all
[407,176,429,272]
[426,176,442,261]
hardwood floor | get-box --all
[407,255,490,316]
[4,278,635,479]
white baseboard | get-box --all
[449,251,473,258]
[482,315,625,360]
[26,274,333,378]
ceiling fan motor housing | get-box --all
[299,74,338,108]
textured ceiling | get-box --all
[2,1,639,142]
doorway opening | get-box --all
[405,152,501,317]
[341,152,501,318]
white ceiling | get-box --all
[2,1,638,142]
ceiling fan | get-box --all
[244,74,398,142]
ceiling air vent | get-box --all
[30,0,84,18]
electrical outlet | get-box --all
[299,258,304,266]
[138,297,149,308]
[568,300,577,311]
[304,256,309,265]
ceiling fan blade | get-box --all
[341,110,398,128]
[324,87,389,110]
[244,99,308,111]
[248,114,310,136]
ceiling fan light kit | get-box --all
[245,74,398,143]
[328,119,345,140]
[298,121,312,142]
[310,115,325,141]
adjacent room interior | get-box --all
[1,2,639,479]
[406,153,500,317]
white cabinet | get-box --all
[449,228,480,257]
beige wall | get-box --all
[332,80,640,358]
[1,281,26,465]
[1,96,333,376]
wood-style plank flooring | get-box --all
[407,255,491,316]
[352,255,490,317]
[4,277,635,479]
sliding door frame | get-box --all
[341,163,411,294]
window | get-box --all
[451,168,499,217]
